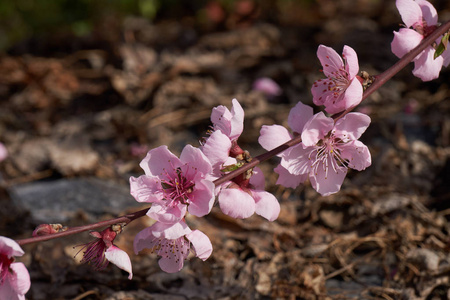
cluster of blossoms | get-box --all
[391,0,450,81]
[1,1,449,298]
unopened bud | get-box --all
[32,223,66,237]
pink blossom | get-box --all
[0,143,7,162]
[252,77,282,97]
[311,45,363,114]
[217,167,280,221]
[281,112,371,196]
[201,99,246,177]
[134,221,212,273]
[259,101,313,188]
[0,236,31,300]
[130,145,215,224]
[391,0,448,81]
[77,226,133,279]
[202,99,280,220]
[210,98,244,142]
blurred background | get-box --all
[0,0,450,299]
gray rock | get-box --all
[9,178,140,223]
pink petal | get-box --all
[391,28,423,58]
[188,179,215,217]
[0,263,30,300]
[129,175,164,204]
[154,221,191,240]
[258,125,292,153]
[140,146,181,178]
[159,256,184,273]
[341,78,363,110]
[211,105,232,137]
[301,112,334,147]
[310,158,347,196]
[416,0,438,26]
[317,45,344,77]
[396,0,423,28]
[201,130,232,171]
[249,167,266,190]
[343,45,359,79]
[252,190,280,221]
[218,188,255,219]
[253,77,282,96]
[274,164,308,188]
[0,236,24,257]
[9,263,30,296]
[147,204,187,224]
[0,143,7,162]
[229,98,244,141]
[340,140,372,171]
[287,101,314,134]
[412,47,443,81]
[334,112,371,141]
[134,227,154,254]
[186,230,213,260]
[105,246,133,280]
[311,78,336,107]
[442,48,450,67]
[180,145,212,176]
[280,144,312,176]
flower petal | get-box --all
[310,158,347,196]
[416,0,438,26]
[391,28,423,58]
[274,164,308,189]
[0,143,7,162]
[412,47,443,81]
[186,230,213,261]
[158,256,184,273]
[147,203,186,224]
[249,167,266,190]
[129,175,164,204]
[340,140,372,171]
[105,246,133,280]
[258,125,292,153]
[280,144,312,176]
[343,45,359,79]
[301,112,334,147]
[180,145,212,176]
[287,101,314,134]
[252,190,280,221]
[333,112,371,141]
[211,105,232,137]
[188,179,215,217]
[218,188,255,219]
[317,45,344,77]
[442,47,450,67]
[0,236,24,258]
[0,262,30,300]
[341,78,363,110]
[396,0,423,28]
[229,98,245,140]
[201,130,231,172]
[140,146,181,178]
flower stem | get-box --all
[16,20,450,246]
[17,208,148,246]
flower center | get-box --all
[314,55,351,104]
[77,239,108,270]
[0,253,13,284]
[161,166,195,206]
[413,20,437,38]
[308,133,349,179]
